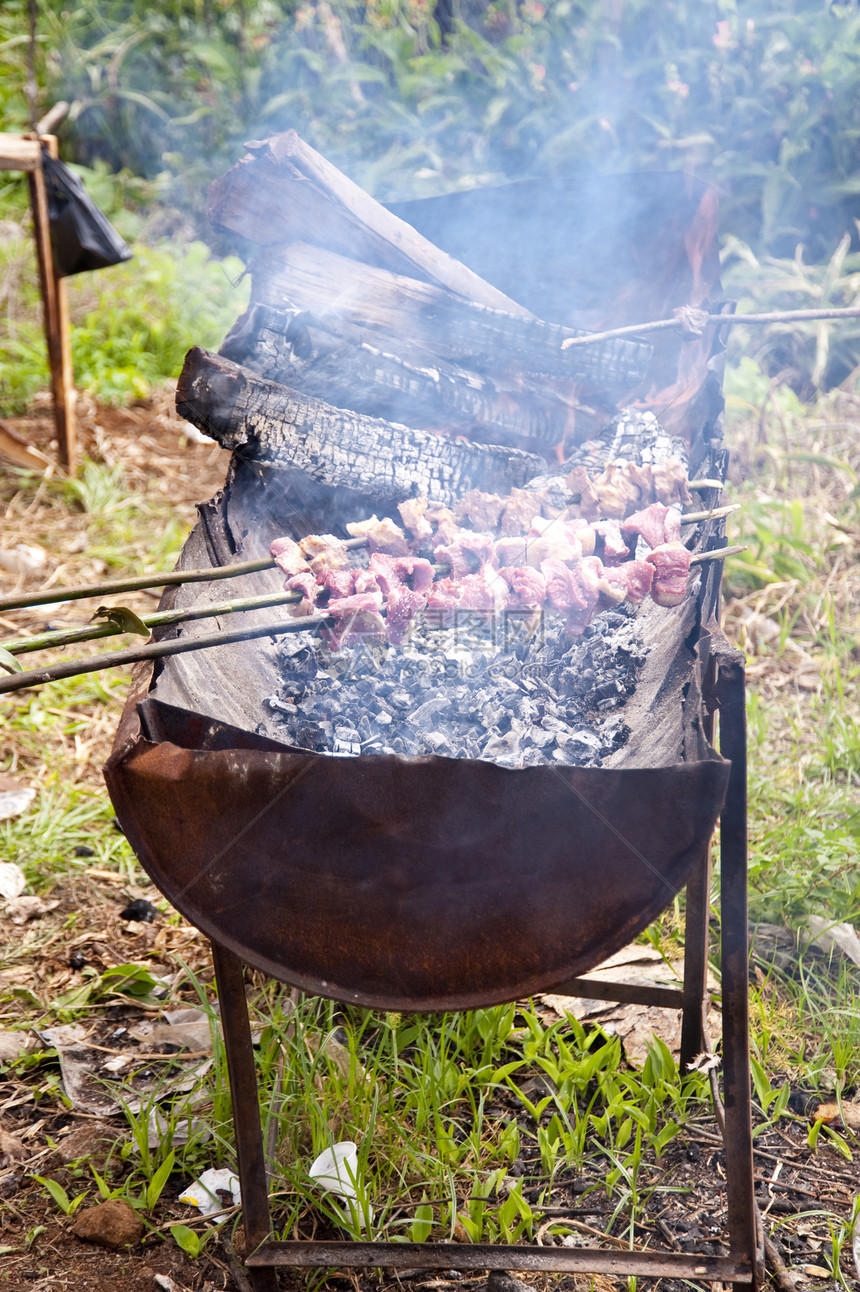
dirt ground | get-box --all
[0,400,858,1292]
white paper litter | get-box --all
[0,862,26,900]
[0,544,47,578]
[806,915,860,968]
[0,787,36,820]
[178,1167,240,1219]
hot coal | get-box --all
[263,604,647,768]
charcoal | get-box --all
[267,587,652,768]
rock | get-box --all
[73,1199,143,1249]
[0,1126,27,1165]
[57,1120,117,1166]
[486,1273,528,1292]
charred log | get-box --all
[176,348,547,507]
[207,130,531,317]
[251,243,653,391]
[220,303,578,451]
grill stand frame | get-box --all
[208,636,762,1291]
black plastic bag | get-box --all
[41,149,133,278]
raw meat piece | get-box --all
[285,570,318,617]
[565,517,596,555]
[622,503,678,550]
[541,558,585,615]
[592,521,629,565]
[562,557,604,635]
[455,571,501,612]
[366,552,402,596]
[346,514,411,555]
[499,487,542,536]
[566,466,601,520]
[495,536,528,567]
[434,531,496,579]
[320,568,356,600]
[270,535,308,578]
[455,489,504,532]
[385,585,427,645]
[397,494,433,541]
[395,556,434,593]
[425,501,459,544]
[500,566,547,611]
[524,517,582,568]
[299,533,350,573]
[619,559,654,603]
[425,577,461,614]
[652,459,693,507]
[645,542,692,606]
[322,592,386,649]
[596,568,628,606]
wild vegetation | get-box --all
[0,2,859,1287]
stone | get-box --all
[57,1119,117,1166]
[73,1199,143,1249]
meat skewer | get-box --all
[0,544,744,694]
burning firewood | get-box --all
[207,130,535,315]
[221,302,579,453]
[176,348,547,506]
[247,243,653,391]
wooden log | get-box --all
[252,243,652,390]
[220,303,576,450]
[207,129,531,316]
[0,419,53,472]
[176,348,547,506]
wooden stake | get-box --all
[28,134,76,473]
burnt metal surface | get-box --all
[105,685,728,1011]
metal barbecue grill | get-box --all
[104,160,761,1290]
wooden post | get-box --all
[28,134,77,473]
[0,131,76,474]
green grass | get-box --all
[0,235,248,414]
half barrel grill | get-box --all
[104,137,761,1290]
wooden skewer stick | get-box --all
[680,504,740,525]
[690,544,747,564]
[0,613,334,696]
[3,589,302,656]
[687,479,724,492]
[560,304,860,349]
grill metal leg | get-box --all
[212,940,280,1292]
[716,651,762,1289]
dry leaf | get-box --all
[0,1030,38,1063]
[4,896,60,924]
[813,1101,860,1130]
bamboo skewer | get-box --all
[0,613,334,695]
[3,589,302,656]
[0,555,276,613]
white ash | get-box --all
[262,607,648,767]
